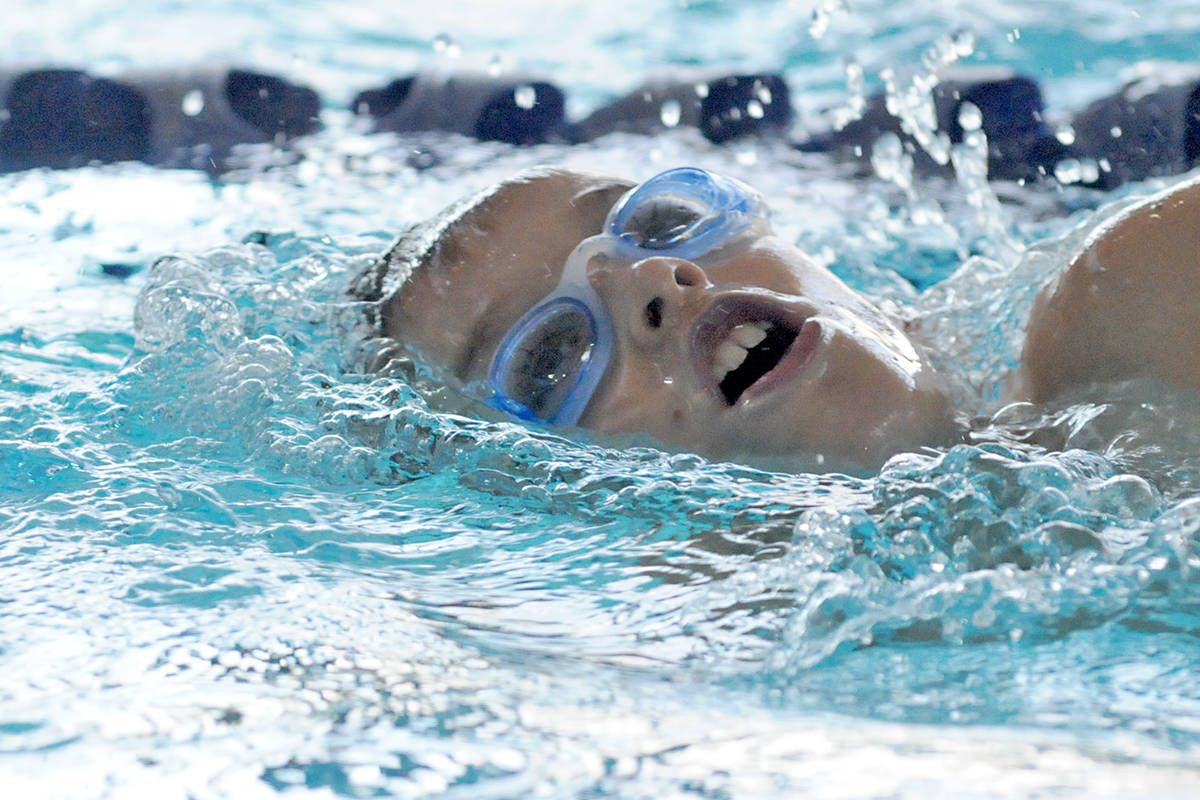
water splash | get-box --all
[831,58,867,130]
[807,0,851,39]
[879,28,977,168]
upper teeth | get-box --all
[714,322,770,377]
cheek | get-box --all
[809,326,916,405]
[578,357,690,437]
[389,276,477,360]
[798,331,943,445]
[715,241,829,292]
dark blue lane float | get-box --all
[2,64,1199,188]
[0,67,320,172]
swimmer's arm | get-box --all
[1017,174,1200,400]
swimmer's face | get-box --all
[383,168,954,471]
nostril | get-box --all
[673,262,703,287]
[644,297,664,328]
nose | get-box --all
[590,255,709,348]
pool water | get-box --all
[5,1,1200,797]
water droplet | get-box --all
[406,148,439,170]
[659,98,681,128]
[807,0,848,38]
[951,28,977,57]
[513,85,536,110]
[746,100,764,119]
[871,132,908,183]
[487,54,503,77]
[432,33,460,57]
[1054,158,1083,183]
[735,146,758,166]
[1055,126,1076,145]
[693,82,709,99]
[1110,125,1122,138]
[809,8,831,38]
[182,89,205,117]
[957,101,982,132]
[832,63,863,131]
[1078,158,1101,183]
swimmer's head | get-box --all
[369,166,955,472]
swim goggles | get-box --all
[486,166,770,426]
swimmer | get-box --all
[355,165,1200,473]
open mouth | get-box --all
[714,321,798,405]
[692,296,813,407]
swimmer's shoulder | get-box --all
[1016,173,1200,400]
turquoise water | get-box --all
[5,1,1200,797]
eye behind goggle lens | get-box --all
[619,193,716,250]
[608,167,759,259]
[493,299,597,423]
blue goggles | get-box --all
[486,167,769,426]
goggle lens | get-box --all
[616,191,718,250]
[608,166,761,259]
[489,297,599,423]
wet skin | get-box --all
[381,168,956,472]
[379,168,1200,473]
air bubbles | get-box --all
[182,89,205,117]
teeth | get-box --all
[715,340,748,374]
[713,322,772,379]
[731,322,768,348]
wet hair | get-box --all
[349,180,504,330]
[351,168,633,333]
